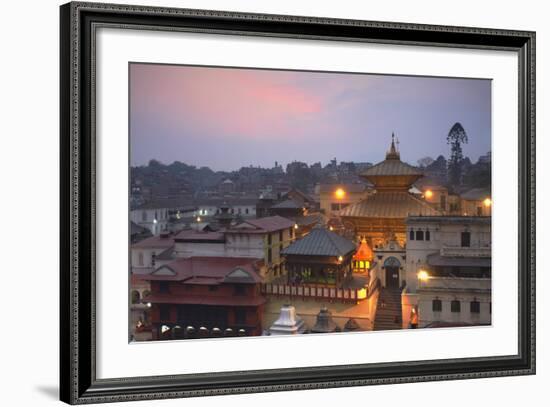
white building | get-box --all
[401,216,491,328]
[173,216,295,281]
[131,216,296,283]
[130,205,170,236]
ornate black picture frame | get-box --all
[60,1,535,404]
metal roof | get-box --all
[319,183,369,194]
[361,159,422,177]
[406,216,491,225]
[282,227,356,257]
[339,191,441,218]
[271,199,302,210]
[236,216,295,233]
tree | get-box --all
[446,122,468,186]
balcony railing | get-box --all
[261,283,367,302]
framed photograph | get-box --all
[60,1,535,404]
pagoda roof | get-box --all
[282,227,356,257]
[360,134,424,187]
[339,191,441,219]
[362,159,422,178]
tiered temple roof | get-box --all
[340,134,441,219]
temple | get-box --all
[340,134,441,250]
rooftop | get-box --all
[229,216,295,234]
[406,216,491,225]
[319,183,369,194]
[359,135,424,188]
[139,256,263,284]
[282,227,356,257]
[174,229,226,242]
[271,199,302,210]
[339,191,441,219]
[131,233,176,249]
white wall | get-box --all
[1,0,547,406]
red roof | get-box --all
[139,256,263,284]
[145,293,266,306]
[131,234,175,249]
[174,229,225,241]
[228,216,295,234]
[353,240,374,261]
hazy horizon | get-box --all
[130,63,491,172]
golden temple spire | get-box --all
[386,132,401,160]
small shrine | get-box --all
[311,307,340,333]
[352,238,374,274]
[269,304,306,335]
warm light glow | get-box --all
[146,302,152,308]
[334,188,345,199]
[357,288,367,300]
[338,255,343,262]
[417,270,430,281]
[425,190,433,199]
[329,226,334,231]
[197,216,201,222]
[294,223,299,230]
[483,198,492,207]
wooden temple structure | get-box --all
[281,227,357,287]
[340,134,441,250]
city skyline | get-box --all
[130,63,491,172]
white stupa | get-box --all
[269,304,307,335]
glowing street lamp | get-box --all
[424,189,433,199]
[337,255,344,263]
[335,188,345,199]
[483,198,492,207]
[417,270,430,282]
[196,216,201,222]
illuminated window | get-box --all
[359,261,364,269]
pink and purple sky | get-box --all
[130,63,491,171]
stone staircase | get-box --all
[373,288,403,331]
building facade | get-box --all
[140,257,266,339]
[401,216,491,328]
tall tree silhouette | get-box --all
[446,122,468,186]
